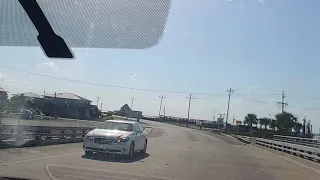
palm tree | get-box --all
[244,113,258,133]
[275,112,297,133]
[259,117,272,130]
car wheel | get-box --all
[141,140,147,154]
[85,151,93,156]
[127,143,135,159]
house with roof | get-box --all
[0,87,8,103]
[11,91,94,119]
[119,104,142,118]
[12,92,42,99]
[42,92,92,120]
[10,92,43,113]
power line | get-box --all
[234,93,281,96]
[0,65,225,95]
[0,65,287,96]
[233,95,275,104]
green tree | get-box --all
[244,113,258,132]
[259,117,272,130]
[9,94,27,112]
[275,112,297,133]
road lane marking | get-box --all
[0,152,82,166]
[45,164,180,180]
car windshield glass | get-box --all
[98,122,133,132]
[2,1,320,180]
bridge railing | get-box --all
[273,135,320,148]
[236,135,320,163]
[236,135,251,144]
[0,125,93,148]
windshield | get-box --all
[1,0,320,180]
[97,122,133,132]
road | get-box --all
[0,120,319,180]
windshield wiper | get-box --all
[18,0,73,59]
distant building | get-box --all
[12,92,93,120]
[120,104,142,118]
[42,92,92,120]
[0,87,8,103]
[10,92,42,113]
[12,92,42,99]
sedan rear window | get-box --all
[97,122,133,132]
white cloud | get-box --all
[259,0,264,3]
[0,72,14,83]
[183,32,189,35]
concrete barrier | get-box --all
[0,124,93,149]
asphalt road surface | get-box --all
[0,120,319,180]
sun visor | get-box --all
[0,0,171,50]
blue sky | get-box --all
[1,0,320,132]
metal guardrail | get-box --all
[236,135,320,163]
[256,138,320,162]
[236,135,251,144]
[0,125,93,148]
[273,135,320,148]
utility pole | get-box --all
[277,90,288,114]
[303,116,306,135]
[232,114,235,124]
[225,88,235,130]
[186,93,195,127]
[100,102,103,111]
[163,105,166,117]
[158,94,166,117]
[54,92,57,119]
[96,96,100,107]
[130,97,135,110]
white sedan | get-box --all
[83,120,148,158]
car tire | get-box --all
[85,151,93,156]
[127,143,135,159]
[141,140,147,154]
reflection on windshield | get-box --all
[98,122,133,132]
